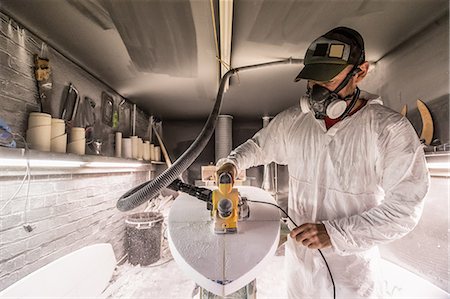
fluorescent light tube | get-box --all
[0,158,84,168]
[85,162,143,168]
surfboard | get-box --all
[0,243,116,298]
[168,186,280,296]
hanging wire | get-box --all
[0,134,33,232]
[247,199,336,299]
[209,0,220,62]
[209,0,234,77]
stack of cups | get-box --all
[68,127,86,155]
[26,112,52,151]
[143,141,151,161]
[50,118,67,153]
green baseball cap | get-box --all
[295,27,365,82]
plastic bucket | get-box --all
[125,212,164,266]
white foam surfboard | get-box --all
[168,186,280,296]
[0,243,116,298]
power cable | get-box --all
[247,199,336,299]
[0,134,34,232]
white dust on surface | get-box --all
[106,239,287,298]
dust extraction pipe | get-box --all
[116,58,303,211]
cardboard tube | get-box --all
[70,127,85,142]
[51,133,67,153]
[154,146,161,162]
[137,138,143,160]
[28,112,51,128]
[143,141,150,161]
[115,132,122,158]
[130,136,138,159]
[26,125,51,151]
[122,138,132,158]
[67,138,85,155]
[51,118,65,138]
[150,144,155,161]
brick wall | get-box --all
[0,171,150,290]
[0,12,153,291]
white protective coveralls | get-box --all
[218,91,429,298]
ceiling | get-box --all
[1,0,448,120]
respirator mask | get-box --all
[299,66,361,119]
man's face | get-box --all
[307,65,356,99]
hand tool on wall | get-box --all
[34,55,53,115]
[101,92,114,127]
[61,83,80,123]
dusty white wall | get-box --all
[359,12,449,292]
[361,12,449,143]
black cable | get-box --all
[247,199,336,299]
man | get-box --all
[216,27,429,298]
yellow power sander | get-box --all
[168,173,249,234]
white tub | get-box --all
[0,243,116,298]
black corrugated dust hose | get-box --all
[116,58,302,212]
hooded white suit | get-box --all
[218,91,429,298]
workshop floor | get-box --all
[105,241,287,299]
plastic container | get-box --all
[125,212,164,266]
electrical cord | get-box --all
[247,199,336,299]
[0,134,34,232]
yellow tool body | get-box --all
[212,173,239,234]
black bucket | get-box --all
[125,212,164,266]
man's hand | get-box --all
[216,162,237,183]
[290,223,332,249]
